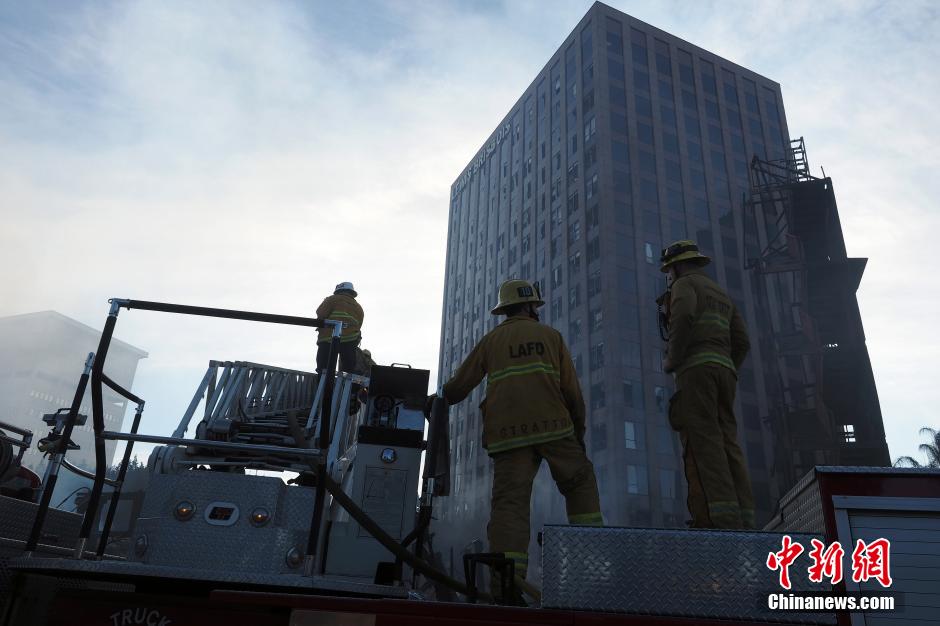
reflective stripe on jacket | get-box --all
[667,269,750,376]
[442,315,586,454]
[316,294,364,344]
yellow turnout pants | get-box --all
[488,434,602,576]
[670,364,755,529]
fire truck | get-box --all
[1,299,938,626]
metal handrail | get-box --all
[100,431,323,459]
[22,297,456,594]
[24,299,339,564]
[61,458,119,488]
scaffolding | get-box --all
[743,138,888,492]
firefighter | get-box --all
[359,348,376,374]
[660,240,755,529]
[431,279,602,584]
[315,281,363,374]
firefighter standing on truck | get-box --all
[433,279,603,582]
[660,240,755,529]
[315,281,363,374]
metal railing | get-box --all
[21,297,469,597]
[24,299,341,565]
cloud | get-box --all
[1,0,938,464]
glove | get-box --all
[423,394,437,418]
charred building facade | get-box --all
[744,143,890,488]
[435,1,887,574]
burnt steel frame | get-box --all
[743,141,832,487]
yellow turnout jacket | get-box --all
[667,268,750,375]
[442,314,586,454]
[316,294,364,344]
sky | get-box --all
[1,0,938,466]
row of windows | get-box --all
[449,131,760,304]
[444,230,746,359]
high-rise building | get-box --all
[434,2,887,574]
[0,311,148,474]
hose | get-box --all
[320,473,491,601]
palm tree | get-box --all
[894,427,940,468]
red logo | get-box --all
[851,538,893,588]
[807,538,845,584]
[766,535,805,590]
[767,536,893,589]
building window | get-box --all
[623,380,642,408]
[568,317,582,343]
[568,219,582,244]
[586,173,599,200]
[665,159,682,184]
[624,421,637,449]
[630,28,647,64]
[552,265,563,288]
[551,204,563,227]
[654,386,667,413]
[592,422,607,452]
[586,204,600,228]
[589,308,603,333]
[568,251,581,274]
[569,284,582,309]
[573,353,583,377]
[589,342,604,370]
[587,237,601,262]
[612,114,629,136]
[567,162,579,185]
[660,469,676,499]
[551,296,562,322]
[627,465,649,495]
[654,40,671,76]
[583,89,595,112]
[644,242,655,264]
[590,382,606,409]
[843,424,856,444]
[584,116,596,143]
[585,144,598,168]
[587,271,602,297]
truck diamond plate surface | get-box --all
[134,471,315,574]
[541,526,835,624]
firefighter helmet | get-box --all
[659,240,710,273]
[334,281,357,297]
[491,279,545,315]
[362,349,371,358]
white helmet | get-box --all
[334,281,357,297]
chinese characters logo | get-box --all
[767,535,892,589]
